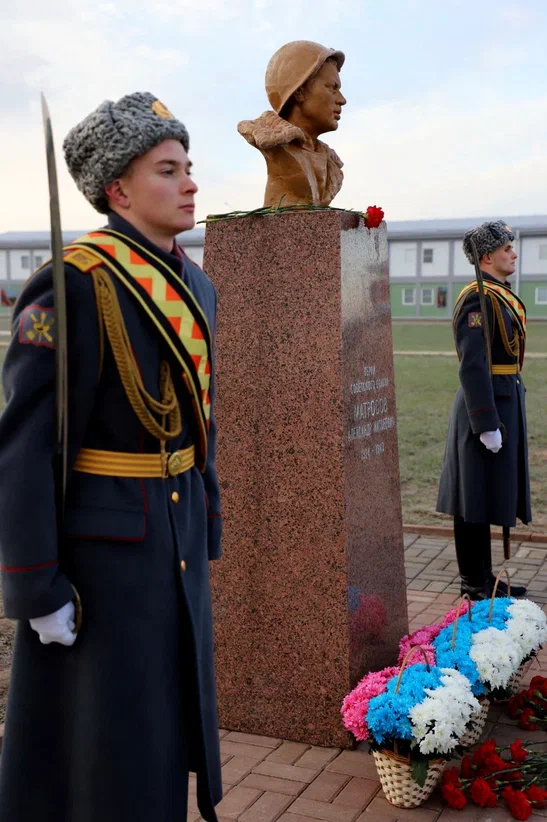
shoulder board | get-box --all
[63,247,103,273]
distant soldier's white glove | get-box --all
[29,601,76,647]
[480,429,503,453]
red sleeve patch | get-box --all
[19,304,56,349]
[468,311,483,328]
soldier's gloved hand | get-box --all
[29,601,76,647]
[480,429,503,453]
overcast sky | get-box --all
[1,0,547,232]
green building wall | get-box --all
[519,282,547,319]
[390,282,450,318]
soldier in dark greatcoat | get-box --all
[0,92,223,822]
[437,220,531,600]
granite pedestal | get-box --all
[204,210,408,747]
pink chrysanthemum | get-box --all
[341,666,399,741]
[397,600,472,667]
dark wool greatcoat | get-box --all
[437,273,532,528]
[0,212,223,822]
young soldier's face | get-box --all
[116,139,198,235]
[294,59,346,135]
[487,242,517,278]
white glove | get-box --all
[29,601,76,647]
[480,429,503,453]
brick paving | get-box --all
[200,535,547,822]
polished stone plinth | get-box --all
[204,211,408,747]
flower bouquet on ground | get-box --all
[441,737,547,819]
[508,676,547,731]
[342,646,480,808]
[433,572,547,703]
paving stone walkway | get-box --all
[200,535,547,822]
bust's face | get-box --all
[296,60,346,136]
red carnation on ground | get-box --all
[510,740,528,765]
[441,783,467,809]
[442,767,461,787]
[472,738,497,767]
[508,692,527,720]
[460,755,474,778]
[525,784,547,808]
[363,205,384,229]
[480,753,508,780]
[469,778,497,807]
[530,675,547,696]
[502,786,533,820]
[519,708,537,731]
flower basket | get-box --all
[373,748,446,808]
[459,696,490,748]
[372,646,448,807]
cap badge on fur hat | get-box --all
[152,100,174,119]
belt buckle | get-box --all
[167,450,183,477]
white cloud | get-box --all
[328,91,547,220]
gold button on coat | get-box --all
[180,560,187,572]
[171,491,180,503]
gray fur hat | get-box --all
[63,92,190,214]
[462,220,515,264]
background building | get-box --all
[0,229,205,311]
[1,216,546,318]
[389,215,547,319]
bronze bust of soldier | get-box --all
[238,40,346,207]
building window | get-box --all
[34,255,43,268]
[423,248,434,264]
[402,288,416,306]
[404,248,416,263]
[421,287,434,306]
[21,255,30,269]
[538,245,547,260]
[536,287,547,305]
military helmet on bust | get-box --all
[265,40,345,115]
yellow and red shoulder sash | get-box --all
[455,280,527,339]
[63,229,212,471]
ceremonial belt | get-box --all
[74,446,195,478]
[491,364,519,375]
[63,230,212,472]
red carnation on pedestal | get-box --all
[363,205,384,229]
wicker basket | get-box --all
[459,696,490,748]
[372,645,446,808]
[507,665,525,695]
[373,748,446,808]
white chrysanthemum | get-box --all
[409,668,480,755]
[470,627,520,688]
[506,600,547,659]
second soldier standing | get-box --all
[437,220,531,600]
